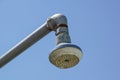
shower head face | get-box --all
[49,43,83,69]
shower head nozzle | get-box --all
[49,43,83,69]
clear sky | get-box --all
[0,0,120,80]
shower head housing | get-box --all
[49,43,82,69]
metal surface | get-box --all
[56,27,71,45]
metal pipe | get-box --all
[55,27,71,45]
[0,23,51,68]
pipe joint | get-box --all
[47,13,68,31]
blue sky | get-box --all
[0,0,120,80]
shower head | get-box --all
[49,43,82,69]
